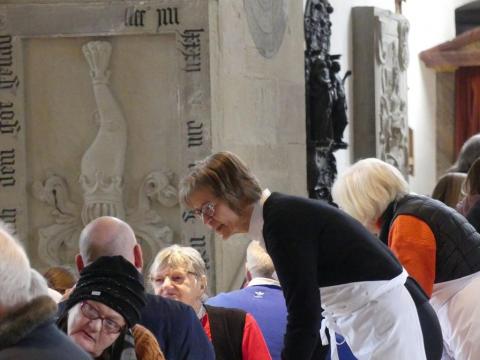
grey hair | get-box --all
[149,245,207,280]
[28,269,49,299]
[246,241,275,279]
[149,245,208,300]
[0,222,32,308]
[332,158,409,229]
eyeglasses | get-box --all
[151,270,198,286]
[192,201,215,221]
[80,301,125,334]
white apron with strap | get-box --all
[430,271,480,360]
[319,269,426,360]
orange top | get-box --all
[388,214,437,297]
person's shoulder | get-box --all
[145,293,191,311]
[144,293,196,319]
[27,322,91,359]
[206,289,246,306]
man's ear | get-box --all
[75,254,85,272]
[133,244,144,270]
[246,269,253,283]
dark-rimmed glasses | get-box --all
[80,301,125,334]
[191,201,215,221]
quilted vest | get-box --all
[391,194,480,283]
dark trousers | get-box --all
[405,277,443,360]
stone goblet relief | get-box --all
[32,41,177,266]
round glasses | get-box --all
[192,201,215,221]
[80,301,125,334]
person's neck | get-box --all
[193,301,205,319]
[237,204,254,233]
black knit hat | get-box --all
[66,256,146,327]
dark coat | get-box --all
[0,296,91,360]
[139,294,214,360]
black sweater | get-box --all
[262,192,403,360]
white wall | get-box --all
[305,0,473,194]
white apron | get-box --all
[430,271,480,360]
[320,269,426,360]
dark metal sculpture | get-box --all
[305,0,351,202]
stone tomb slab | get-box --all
[0,1,215,283]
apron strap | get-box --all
[320,316,340,360]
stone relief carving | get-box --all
[398,21,409,71]
[128,170,177,263]
[244,0,288,58]
[32,40,176,266]
[376,15,409,177]
[32,174,82,266]
[80,41,127,225]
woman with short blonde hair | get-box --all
[332,158,408,231]
[333,157,480,359]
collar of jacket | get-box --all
[0,295,57,350]
[379,200,398,245]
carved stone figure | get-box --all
[244,0,288,58]
[80,41,127,225]
[305,0,350,202]
[31,41,177,266]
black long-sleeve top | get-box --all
[262,193,403,360]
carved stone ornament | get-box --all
[376,14,409,177]
[398,21,409,71]
[80,41,127,225]
[32,174,82,266]
[31,40,176,266]
[244,0,288,58]
[33,170,177,266]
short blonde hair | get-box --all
[149,245,207,280]
[179,151,262,214]
[332,158,409,227]
[246,241,275,278]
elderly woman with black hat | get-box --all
[57,256,164,360]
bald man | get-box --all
[75,216,215,360]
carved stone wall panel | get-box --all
[1,1,215,288]
[353,7,410,178]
